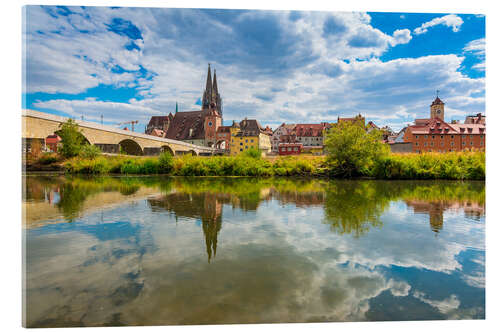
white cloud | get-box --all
[414,14,464,35]
[24,7,484,131]
[390,29,412,46]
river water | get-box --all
[22,175,485,327]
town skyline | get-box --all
[23,6,485,132]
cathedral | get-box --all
[145,64,223,147]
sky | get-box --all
[22,6,485,132]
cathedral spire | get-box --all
[212,69,218,99]
[205,63,212,96]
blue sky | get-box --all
[23,6,485,131]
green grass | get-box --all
[59,151,484,180]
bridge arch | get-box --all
[215,140,226,150]
[119,139,143,156]
[161,145,175,156]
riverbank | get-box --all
[24,151,485,180]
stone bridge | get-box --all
[22,110,216,156]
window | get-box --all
[415,142,419,146]
[425,135,428,139]
[240,142,243,146]
[424,142,427,147]
[462,141,466,145]
[470,135,473,139]
[451,135,454,139]
[240,148,243,152]
[245,139,248,143]
[415,135,419,139]
[432,135,435,139]
[480,141,484,146]
[208,121,213,127]
[440,135,444,139]
[245,146,248,149]
[451,142,454,147]
[462,135,466,139]
[441,142,444,147]
[470,142,473,146]
[287,147,292,152]
[430,142,434,146]
[251,139,254,143]
[293,147,298,151]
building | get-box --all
[271,123,296,153]
[295,123,330,154]
[215,125,231,152]
[45,134,61,152]
[278,143,302,155]
[402,96,485,153]
[145,64,223,147]
[230,118,271,155]
[465,113,486,125]
[145,113,174,136]
[338,114,365,127]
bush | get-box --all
[242,148,262,159]
[58,119,86,158]
[373,151,484,180]
[325,121,389,178]
[158,152,174,174]
[79,145,101,159]
[38,153,58,165]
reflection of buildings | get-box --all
[405,200,485,234]
[148,192,225,262]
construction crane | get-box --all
[116,120,139,132]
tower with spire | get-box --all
[430,90,445,120]
[201,63,223,120]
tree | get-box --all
[58,119,85,158]
[324,120,389,178]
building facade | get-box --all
[402,96,485,153]
[230,118,271,155]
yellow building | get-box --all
[230,118,271,156]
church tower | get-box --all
[201,64,223,120]
[430,91,445,120]
[202,64,213,110]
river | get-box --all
[22,175,485,327]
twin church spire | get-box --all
[202,63,223,119]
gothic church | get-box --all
[145,64,223,147]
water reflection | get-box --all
[23,175,485,326]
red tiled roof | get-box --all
[165,110,206,140]
[295,123,329,137]
[431,97,444,106]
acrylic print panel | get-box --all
[22,5,485,328]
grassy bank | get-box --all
[62,153,328,177]
[53,150,485,180]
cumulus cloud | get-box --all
[23,7,484,131]
[464,38,485,72]
[414,14,464,35]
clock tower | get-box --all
[430,91,445,120]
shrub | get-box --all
[38,152,58,165]
[242,148,262,159]
[158,152,174,174]
[79,144,101,159]
[58,119,86,158]
[325,121,389,178]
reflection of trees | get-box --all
[26,175,485,238]
[323,181,395,237]
[25,176,170,222]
